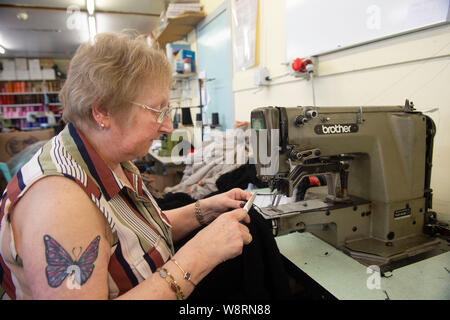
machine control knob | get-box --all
[305,109,318,119]
[294,115,308,126]
[288,150,300,160]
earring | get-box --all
[100,123,105,130]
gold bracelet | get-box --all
[171,259,197,287]
[194,200,207,226]
[157,267,185,300]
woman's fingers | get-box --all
[223,188,252,209]
[228,199,246,209]
[230,208,251,224]
[238,223,252,245]
[198,208,252,264]
[228,188,252,201]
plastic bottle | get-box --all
[184,58,191,73]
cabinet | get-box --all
[0,80,63,130]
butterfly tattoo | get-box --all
[43,234,100,288]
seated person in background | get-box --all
[0,31,252,300]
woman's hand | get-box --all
[178,208,252,269]
[199,188,253,224]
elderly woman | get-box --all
[0,32,252,300]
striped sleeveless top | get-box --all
[0,123,175,299]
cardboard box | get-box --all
[166,41,191,63]
[42,68,56,80]
[0,59,16,80]
[0,129,54,162]
[28,59,42,80]
[174,49,196,72]
[15,58,28,71]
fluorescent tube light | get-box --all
[86,0,95,15]
[88,15,97,43]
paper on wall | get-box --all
[231,0,258,71]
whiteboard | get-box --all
[286,0,450,60]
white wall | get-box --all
[200,0,450,221]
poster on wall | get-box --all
[231,0,258,71]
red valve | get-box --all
[292,58,313,73]
[292,58,303,72]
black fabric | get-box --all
[156,192,196,210]
[215,164,268,193]
[155,192,292,300]
[187,209,292,300]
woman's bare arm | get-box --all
[10,177,196,299]
[10,177,251,300]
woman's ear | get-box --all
[91,103,110,130]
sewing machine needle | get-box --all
[271,192,281,207]
[274,194,282,206]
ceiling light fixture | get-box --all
[86,0,95,15]
[88,15,97,43]
[16,12,29,21]
[0,46,5,54]
[86,0,96,43]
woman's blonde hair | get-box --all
[60,31,172,129]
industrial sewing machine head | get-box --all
[251,102,441,268]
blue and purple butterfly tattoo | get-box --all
[44,234,100,289]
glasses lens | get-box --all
[157,107,171,123]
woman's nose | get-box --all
[159,116,173,134]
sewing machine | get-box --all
[251,102,446,270]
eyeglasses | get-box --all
[130,101,173,123]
